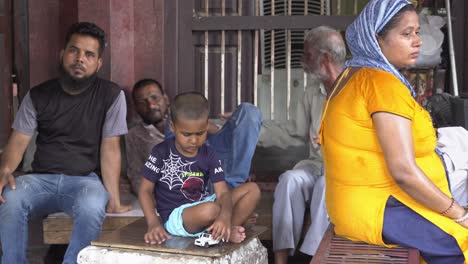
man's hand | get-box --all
[0,130,33,203]
[144,223,172,244]
[0,172,16,203]
[207,121,222,134]
[218,112,233,121]
[207,112,233,135]
[206,215,231,242]
[100,136,131,214]
[106,200,132,213]
[311,134,320,151]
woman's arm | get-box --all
[373,112,466,226]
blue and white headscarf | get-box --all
[345,0,416,97]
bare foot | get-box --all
[229,226,246,243]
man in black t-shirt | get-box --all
[0,22,131,264]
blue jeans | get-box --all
[166,103,262,189]
[0,173,109,264]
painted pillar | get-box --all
[28,0,60,87]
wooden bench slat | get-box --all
[311,224,420,264]
[44,231,117,245]
[43,217,142,244]
[43,216,142,232]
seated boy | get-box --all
[139,92,261,245]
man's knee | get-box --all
[315,175,326,189]
[73,191,108,220]
[0,178,36,215]
[0,191,27,219]
[277,170,305,190]
[1,187,24,205]
[236,103,262,126]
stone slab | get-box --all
[79,237,268,264]
[91,218,267,258]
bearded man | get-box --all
[0,22,131,264]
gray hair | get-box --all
[304,26,346,65]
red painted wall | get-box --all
[78,0,111,80]
[109,0,135,92]
[23,0,166,122]
[133,0,164,85]
[28,0,60,87]
[25,0,165,94]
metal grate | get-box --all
[262,0,323,70]
[324,236,415,263]
[192,0,365,120]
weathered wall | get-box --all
[21,0,165,95]
[14,0,165,123]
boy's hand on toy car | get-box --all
[206,217,231,242]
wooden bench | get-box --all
[37,141,289,244]
[311,224,420,264]
[42,190,275,244]
[43,194,143,244]
[43,180,315,244]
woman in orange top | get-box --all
[319,0,468,263]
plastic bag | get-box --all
[415,10,445,67]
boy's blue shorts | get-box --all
[164,194,217,237]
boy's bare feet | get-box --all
[229,226,246,243]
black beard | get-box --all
[59,64,97,94]
[142,112,164,126]
[141,108,169,127]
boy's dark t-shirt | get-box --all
[141,137,225,223]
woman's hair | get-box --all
[378,4,416,39]
[170,92,209,122]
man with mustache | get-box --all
[126,79,262,195]
[0,22,131,264]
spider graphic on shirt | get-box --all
[160,150,208,201]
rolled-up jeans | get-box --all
[0,173,109,264]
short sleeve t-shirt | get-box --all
[142,137,225,222]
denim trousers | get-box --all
[0,173,109,264]
[166,103,262,189]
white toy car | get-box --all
[194,232,223,247]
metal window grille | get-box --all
[194,0,364,120]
